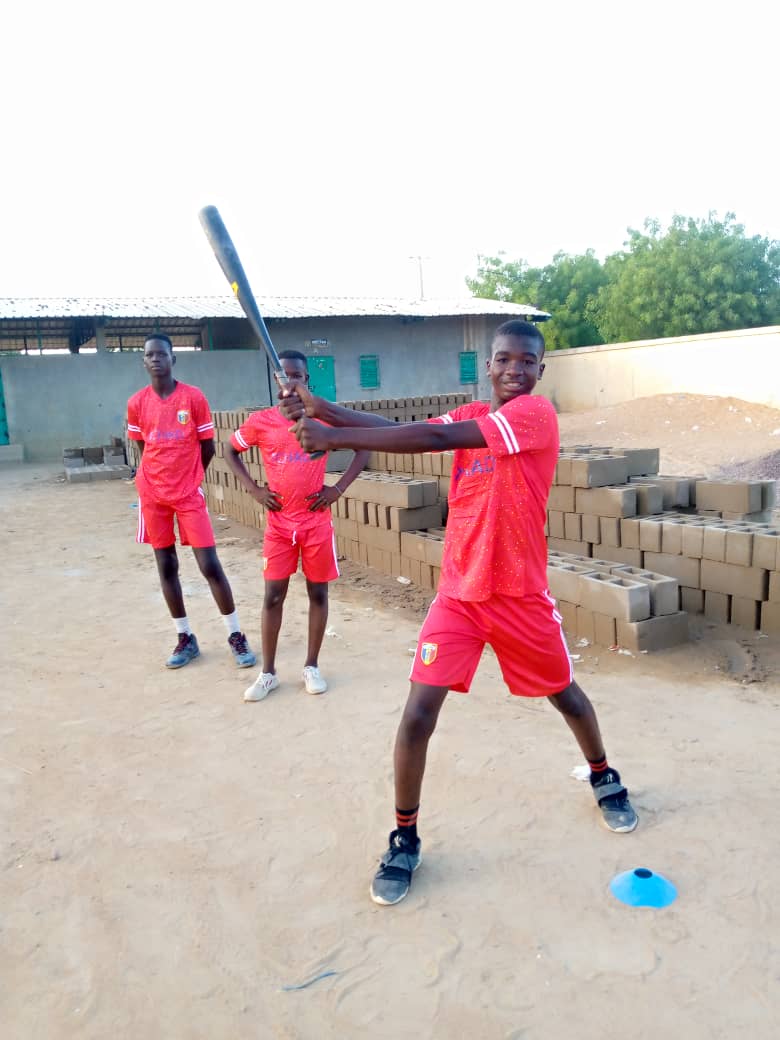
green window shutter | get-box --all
[359,354,380,389]
[459,351,478,383]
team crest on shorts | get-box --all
[420,642,438,665]
[177,409,190,425]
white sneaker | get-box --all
[243,672,280,702]
[302,665,328,695]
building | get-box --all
[0,296,549,460]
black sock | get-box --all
[588,755,610,783]
[395,805,419,844]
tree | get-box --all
[467,250,607,350]
[587,213,780,342]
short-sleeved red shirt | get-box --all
[230,408,330,536]
[428,395,558,601]
[127,382,214,504]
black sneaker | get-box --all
[591,769,638,833]
[370,829,422,906]
[165,633,200,669]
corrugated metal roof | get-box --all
[0,296,549,321]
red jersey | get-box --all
[428,395,558,601]
[230,408,330,535]
[127,382,214,503]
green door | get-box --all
[307,355,337,401]
[0,369,9,445]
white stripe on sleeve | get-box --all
[439,413,454,424]
[127,423,142,433]
[491,410,520,453]
[486,412,515,453]
[234,430,249,449]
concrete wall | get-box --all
[541,325,780,413]
[0,314,495,460]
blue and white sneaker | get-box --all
[228,631,256,668]
[166,633,200,669]
[370,829,422,906]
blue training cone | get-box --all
[610,867,677,908]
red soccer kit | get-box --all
[410,394,572,696]
[230,408,339,582]
[127,382,216,548]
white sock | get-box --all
[174,617,192,635]
[222,610,240,635]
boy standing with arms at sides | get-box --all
[281,320,637,906]
[127,334,256,670]
[225,350,369,702]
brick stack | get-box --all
[546,446,779,638]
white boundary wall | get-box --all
[541,325,780,413]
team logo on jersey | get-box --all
[420,642,438,665]
[177,409,190,425]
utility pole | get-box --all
[408,255,430,300]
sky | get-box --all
[1,0,778,303]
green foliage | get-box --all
[468,214,780,347]
[587,214,780,342]
[467,250,607,350]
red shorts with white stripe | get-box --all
[136,488,215,549]
[262,522,339,583]
[409,590,573,697]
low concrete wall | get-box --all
[541,325,780,413]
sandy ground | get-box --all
[2,397,780,1040]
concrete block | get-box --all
[555,457,573,485]
[348,498,369,524]
[643,552,701,589]
[547,562,598,605]
[695,481,762,514]
[575,606,596,643]
[769,572,780,603]
[547,538,591,556]
[680,587,704,614]
[704,591,731,623]
[633,484,665,515]
[63,457,86,469]
[702,524,729,562]
[582,513,600,544]
[760,601,780,635]
[593,613,617,648]
[552,553,624,576]
[725,529,753,567]
[721,509,773,523]
[558,600,577,635]
[548,486,576,512]
[752,531,780,570]
[423,531,446,568]
[569,455,629,488]
[103,448,126,465]
[760,480,777,510]
[700,559,769,601]
[83,446,104,464]
[564,512,583,541]
[681,524,706,559]
[388,503,443,532]
[357,524,401,554]
[65,468,92,483]
[731,596,761,630]
[596,545,644,568]
[600,516,620,547]
[616,612,689,652]
[620,517,641,549]
[548,510,565,538]
[613,567,679,616]
[661,520,685,555]
[578,572,651,622]
[400,531,431,563]
[621,448,660,477]
[639,519,663,552]
[647,475,692,509]
[576,486,637,518]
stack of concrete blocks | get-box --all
[545,444,779,638]
[63,440,131,483]
[547,552,688,652]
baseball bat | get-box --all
[197,205,324,458]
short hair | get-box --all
[278,349,308,368]
[492,320,545,350]
[144,332,174,353]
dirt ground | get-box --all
[2,395,780,1040]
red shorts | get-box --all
[409,590,573,697]
[136,487,215,550]
[263,522,339,583]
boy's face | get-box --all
[143,338,174,379]
[275,357,308,390]
[487,334,545,404]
